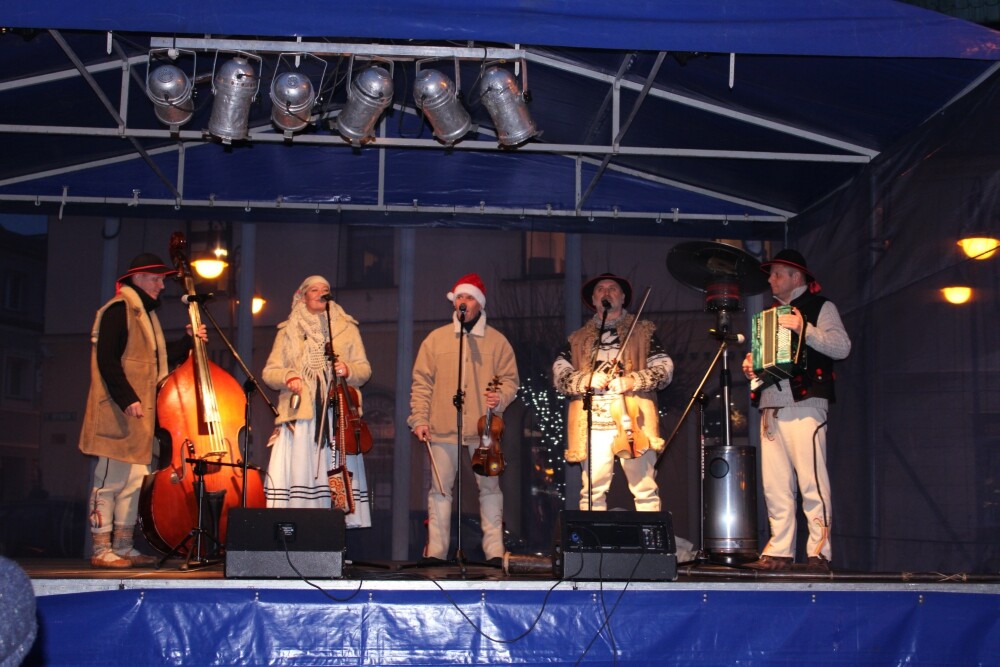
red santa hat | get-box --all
[447,273,487,308]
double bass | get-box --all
[138,232,265,557]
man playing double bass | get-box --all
[79,253,206,569]
[553,273,674,512]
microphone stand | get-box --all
[581,303,610,512]
[655,311,740,564]
[199,302,277,506]
[451,306,469,576]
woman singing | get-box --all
[262,275,373,528]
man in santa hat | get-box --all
[408,273,519,566]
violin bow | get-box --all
[600,286,652,377]
[421,436,447,496]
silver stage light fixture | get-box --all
[208,52,262,144]
[335,63,394,145]
[270,72,314,133]
[145,49,195,130]
[413,69,471,145]
[269,53,327,136]
[479,66,538,147]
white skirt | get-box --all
[265,417,372,528]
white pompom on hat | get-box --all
[447,273,487,308]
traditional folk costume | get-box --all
[262,276,373,528]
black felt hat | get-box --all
[581,273,633,311]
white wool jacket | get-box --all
[262,302,372,425]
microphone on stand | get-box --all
[458,303,467,322]
[601,298,611,312]
[709,329,746,344]
[320,294,336,301]
[181,292,214,305]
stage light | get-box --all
[413,69,471,145]
[145,49,195,130]
[479,66,537,147]
[941,286,972,304]
[957,237,999,260]
[208,52,262,144]
[269,53,327,135]
[270,72,315,133]
[336,64,394,145]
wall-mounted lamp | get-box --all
[414,64,471,145]
[479,65,538,147]
[191,245,229,280]
[252,295,266,315]
[145,48,195,130]
[335,58,394,145]
[208,51,262,144]
[957,237,999,260]
[190,223,230,279]
[270,53,327,136]
[941,286,972,304]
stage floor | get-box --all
[19,555,1000,594]
[15,556,1000,666]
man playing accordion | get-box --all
[741,249,851,573]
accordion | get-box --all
[751,305,806,389]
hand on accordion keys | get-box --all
[777,307,805,334]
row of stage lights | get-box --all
[145,49,538,146]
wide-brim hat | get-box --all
[581,273,632,311]
[760,248,816,284]
[117,253,177,283]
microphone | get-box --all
[458,303,467,321]
[290,393,301,410]
[320,294,336,302]
[710,329,746,344]
[601,298,611,312]
[181,292,213,305]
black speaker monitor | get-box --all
[554,510,678,581]
[225,508,345,579]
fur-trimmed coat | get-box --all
[262,301,372,425]
[78,285,169,465]
[554,313,673,463]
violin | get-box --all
[610,389,650,459]
[327,344,372,455]
[472,376,506,477]
[599,285,653,460]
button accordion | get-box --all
[751,305,806,389]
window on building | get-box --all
[346,227,394,288]
[524,231,565,277]
[2,270,26,312]
[3,355,33,400]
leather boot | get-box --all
[113,525,157,567]
[91,531,131,569]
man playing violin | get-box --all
[78,253,206,568]
[553,273,674,512]
[408,273,519,566]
